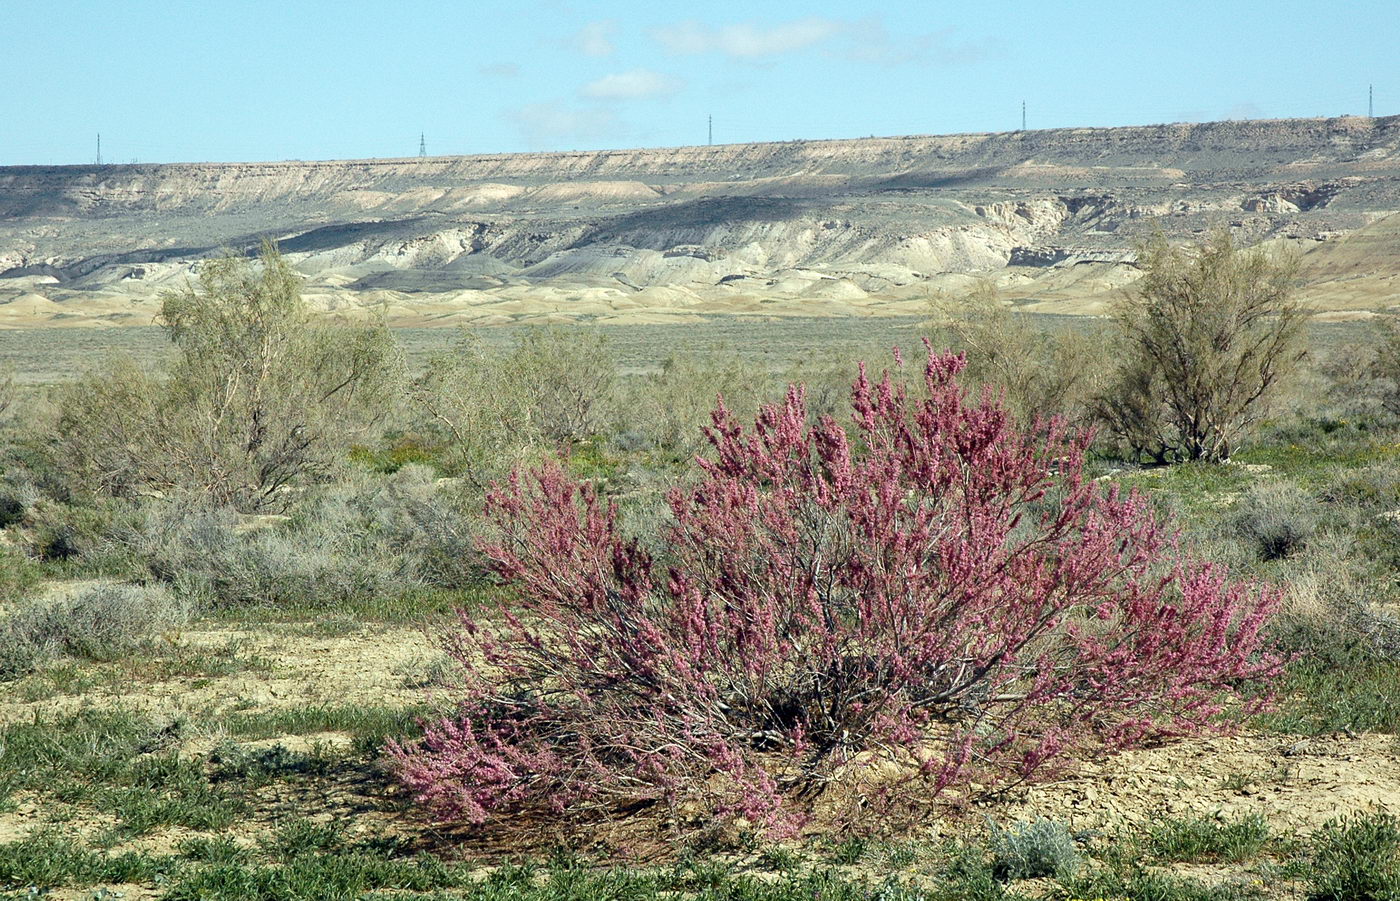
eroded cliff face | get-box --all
[4,116,1400,327]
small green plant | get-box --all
[758,845,802,872]
[1264,659,1400,735]
[988,817,1081,880]
[829,835,869,866]
[261,818,346,860]
[0,830,174,891]
[177,835,250,865]
[1218,771,1262,793]
[209,741,334,786]
[1061,864,1258,901]
[1309,813,1400,901]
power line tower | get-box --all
[708,115,712,146]
[96,133,102,165]
[1370,84,1374,118]
[1021,101,1026,131]
[418,133,426,157]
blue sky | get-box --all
[3,0,1397,164]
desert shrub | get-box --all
[1309,813,1400,901]
[0,581,190,680]
[1369,316,1400,421]
[55,243,399,512]
[1094,230,1309,463]
[1232,481,1319,561]
[289,464,481,589]
[1266,535,1400,662]
[1324,463,1400,512]
[391,347,1282,836]
[0,366,12,425]
[0,469,40,529]
[504,326,617,445]
[19,496,139,567]
[108,466,478,609]
[124,500,394,610]
[925,282,1105,424]
[0,544,39,605]
[409,326,617,485]
[988,818,1080,880]
[619,348,768,458]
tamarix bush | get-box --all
[391,346,1283,836]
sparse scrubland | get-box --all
[3,236,1400,899]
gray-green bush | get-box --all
[1232,480,1319,561]
[0,581,190,680]
[56,243,399,512]
[1094,230,1309,463]
[924,281,1105,425]
[617,348,767,458]
[0,543,39,606]
[988,818,1081,880]
[104,465,477,609]
[409,325,617,485]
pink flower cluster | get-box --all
[390,345,1281,835]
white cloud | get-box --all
[506,102,622,146]
[650,16,995,66]
[571,20,617,57]
[580,69,683,101]
[651,17,842,59]
[839,20,996,67]
[478,62,520,78]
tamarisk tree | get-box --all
[392,345,1282,835]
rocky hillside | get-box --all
[4,115,1400,327]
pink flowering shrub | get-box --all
[390,346,1282,835]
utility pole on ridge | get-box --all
[419,133,426,157]
[96,133,102,165]
[708,115,712,146]
[1021,101,1026,131]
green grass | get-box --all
[1109,460,1254,520]
[349,434,451,475]
[204,583,497,625]
[10,640,278,702]
[1308,813,1400,901]
[1262,659,1400,735]
[0,831,176,891]
[213,702,433,752]
[0,711,246,837]
[1144,815,1272,864]
[1059,866,1263,901]
[1236,428,1400,482]
[0,702,431,852]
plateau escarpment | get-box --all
[4,115,1400,327]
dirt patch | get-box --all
[0,622,439,727]
[993,731,1400,834]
